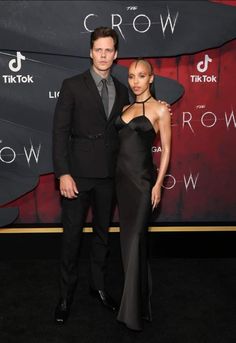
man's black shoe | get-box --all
[90,289,117,312]
[54,298,71,325]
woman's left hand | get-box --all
[151,184,161,210]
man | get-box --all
[53,27,129,324]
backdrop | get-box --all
[0,0,236,226]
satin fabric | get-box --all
[115,112,157,331]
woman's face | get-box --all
[128,60,154,96]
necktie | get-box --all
[101,79,109,117]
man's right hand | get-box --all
[59,174,79,199]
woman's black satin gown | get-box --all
[115,100,157,331]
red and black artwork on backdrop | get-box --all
[0,0,236,226]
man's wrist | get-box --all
[58,173,70,180]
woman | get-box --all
[115,58,171,331]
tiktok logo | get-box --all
[8,51,25,72]
[197,54,212,73]
[2,51,34,84]
[190,54,217,83]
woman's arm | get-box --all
[151,104,172,209]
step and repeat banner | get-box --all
[0,1,236,226]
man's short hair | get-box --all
[90,27,119,51]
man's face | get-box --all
[90,37,118,75]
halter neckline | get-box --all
[135,95,152,104]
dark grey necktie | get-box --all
[101,79,109,117]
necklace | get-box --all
[135,95,152,104]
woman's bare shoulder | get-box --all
[122,104,131,113]
[150,99,171,119]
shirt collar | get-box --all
[90,67,112,86]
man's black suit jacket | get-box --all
[53,69,129,180]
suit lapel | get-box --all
[108,77,121,122]
[83,70,107,121]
